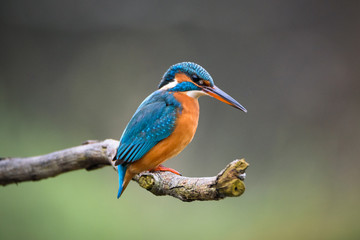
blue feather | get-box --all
[117,165,127,198]
[128,143,144,161]
[114,90,181,165]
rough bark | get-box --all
[0,139,249,201]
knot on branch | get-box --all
[138,175,155,190]
[215,159,248,197]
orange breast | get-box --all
[128,92,199,174]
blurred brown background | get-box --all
[1,1,360,239]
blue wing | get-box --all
[114,91,181,166]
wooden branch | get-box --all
[0,139,249,201]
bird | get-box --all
[113,62,247,198]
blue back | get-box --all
[114,90,181,165]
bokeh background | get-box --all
[1,1,360,239]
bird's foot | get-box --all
[150,165,182,176]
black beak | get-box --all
[202,86,247,112]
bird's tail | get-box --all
[117,165,127,198]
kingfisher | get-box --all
[113,62,247,198]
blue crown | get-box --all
[159,62,214,89]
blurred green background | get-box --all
[1,1,360,239]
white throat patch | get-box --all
[186,90,207,99]
[160,79,179,90]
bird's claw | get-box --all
[150,165,182,176]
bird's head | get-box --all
[159,62,247,112]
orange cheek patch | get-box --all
[203,80,211,86]
[174,73,192,83]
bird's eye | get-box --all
[191,74,200,82]
[198,80,204,85]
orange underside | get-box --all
[121,92,200,192]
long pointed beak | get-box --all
[203,85,247,112]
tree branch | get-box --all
[0,139,249,201]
